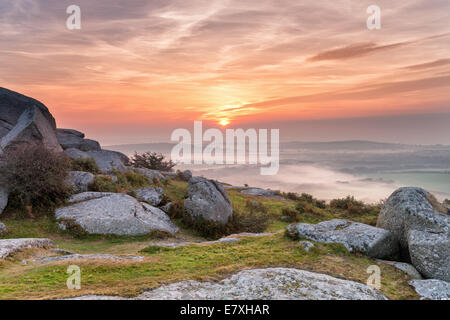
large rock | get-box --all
[0,238,55,259]
[407,229,450,281]
[0,105,62,154]
[85,150,129,172]
[57,129,101,151]
[55,193,178,236]
[0,186,8,215]
[64,147,90,160]
[137,268,387,300]
[135,186,164,206]
[0,87,56,137]
[66,171,95,193]
[409,279,450,300]
[377,187,450,259]
[286,219,399,259]
[184,177,233,224]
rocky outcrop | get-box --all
[0,186,8,215]
[57,129,101,151]
[0,105,62,154]
[184,177,233,224]
[55,193,178,236]
[240,188,282,198]
[64,148,129,172]
[407,229,449,281]
[0,87,56,138]
[409,279,450,300]
[179,170,192,181]
[377,187,449,256]
[66,171,95,193]
[135,186,164,206]
[286,219,399,259]
[136,268,387,300]
[0,238,55,259]
[0,222,6,234]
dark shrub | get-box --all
[444,199,450,206]
[129,152,176,172]
[0,145,72,217]
[71,157,100,174]
[168,200,184,219]
[281,207,299,222]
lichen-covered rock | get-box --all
[0,222,6,234]
[184,177,233,224]
[0,238,55,259]
[407,229,449,281]
[286,219,399,259]
[0,186,8,215]
[137,268,387,300]
[160,202,173,213]
[180,170,192,181]
[67,192,116,203]
[377,187,449,258]
[135,186,164,206]
[66,171,95,193]
[409,279,450,300]
[64,147,90,160]
[85,150,129,172]
[55,193,178,236]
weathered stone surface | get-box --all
[377,187,450,256]
[133,168,165,181]
[136,268,387,300]
[135,186,164,206]
[64,148,89,160]
[407,229,450,281]
[55,193,178,236]
[0,186,8,215]
[240,188,282,198]
[0,105,62,154]
[41,254,143,263]
[286,219,399,259]
[184,177,233,224]
[57,129,101,151]
[67,192,116,203]
[0,87,56,138]
[66,171,95,193]
[85,150,129,172]
[0,238,55,259]
[409,279,450,300]
[56,128,84,138]
[0,222,6,234]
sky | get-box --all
[1,0,450,145]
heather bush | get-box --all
[71,157,100,174]
[0,145,72,217]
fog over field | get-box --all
[107,140,450,203]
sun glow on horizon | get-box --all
[220,119,230,126]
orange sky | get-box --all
[1,0,450,145]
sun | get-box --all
[219,119,229,126]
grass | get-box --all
[0,233,419,300]
[0,179,417,300]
